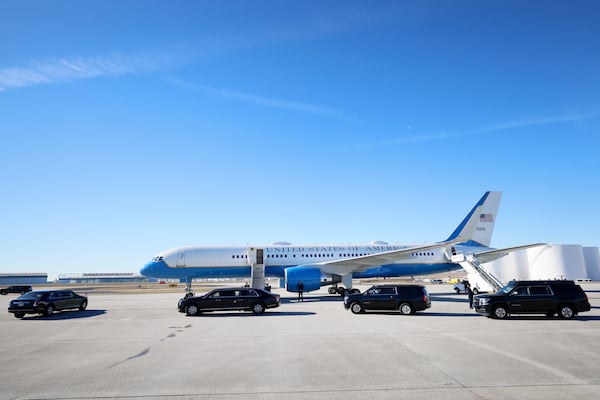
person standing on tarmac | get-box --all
[297,281,304,302]
[465,281,474,309]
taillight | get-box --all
[423,295,428,302]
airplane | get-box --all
[140,191,542,296]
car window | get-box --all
[19,292,43,300]
[379,287,396,295]
[529,286,551,295]
[366,287,379,295]
[512,287,528,296]
[216,290,235,297]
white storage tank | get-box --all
[528,244,588,280]
[484,248,531,283]
[583,246,600,281]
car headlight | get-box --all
[478,298,489,306]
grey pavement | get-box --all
[1,284,599,400]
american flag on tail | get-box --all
[480,213,494,222]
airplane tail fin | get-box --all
[445,191,502,247]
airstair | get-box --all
[250,263,265,289]
[247,248,266,289]
[451,253,504,292]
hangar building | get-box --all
[0,273,48,285]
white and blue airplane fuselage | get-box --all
[141,191,538,293]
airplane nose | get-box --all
[140,261,155,276]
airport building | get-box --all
[57,273,149,284]
[0,273,48,285]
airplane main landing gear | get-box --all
[328,285,360,296]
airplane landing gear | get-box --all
[184,279,194,298]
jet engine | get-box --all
[285,266,321,292]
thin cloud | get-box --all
[477,111,600,133]
[358,110,600,150]
[0,52,183,92]
[166,77,352,120]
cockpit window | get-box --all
[153,256,164,262]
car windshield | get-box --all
[18,292,44,299]
[498,281,518,294]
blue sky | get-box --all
[1,1,599,280]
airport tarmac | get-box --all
[1,283,600,400]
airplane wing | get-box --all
[314,203,484,276]
[473,243,547,263]
[314,242,454,276]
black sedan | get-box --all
[178,287,280,316]
[8,290,88,318]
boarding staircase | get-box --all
[247,248,266,289]
[451,253,504,292]
[250,263,265,289]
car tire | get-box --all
[186,304,199,316]
[350,302,363,314]
[251,302,266,314]
[14,312,25,318]
[558,304,575,319]
[79,300,87,311]
[399,302,413,315]
[472,288,479,295]
[492,305,508,319]
[45,304,54,317]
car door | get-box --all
[209,290,236,310]
[522,285,553,313]
[232,289,249,309]
[49,291,65,310]
[507,286,529,313]
[368,287,397,310]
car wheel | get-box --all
[492,305,508,319]
[251,302,266,314]
[472,288,479,295]
[350,302,363,314]
[186,304,199,316]
[14,312,25,318]
[45,305,54,317]
[558,304,575,319]
[79,300,87,311]
[399,302,413,315]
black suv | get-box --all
[343,284,431,314]
[8,290,88,318]
[178,287,280,316]
[474,280,591,319]
[1,285,32,295]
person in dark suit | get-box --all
[465,281,474,309]
[297,281,304,302]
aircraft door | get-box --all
[176,251,185,267]
[247,248,264,265]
